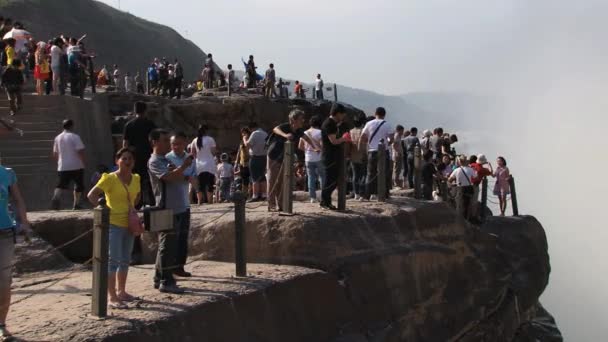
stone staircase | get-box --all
[0,95,79,211]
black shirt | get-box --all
[267,122,304,161]
[123,116,157,171]
[421,162,437,186]
[321,117,340,161]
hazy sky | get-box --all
[98,1,608,340]
[96,0,547,96]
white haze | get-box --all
[99,1,607,340]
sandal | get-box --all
[109,301,128,309]
[117,293,141,302]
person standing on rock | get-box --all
[87,148,141,309]
[148,129,193,293]
[123,101,157,207]
[320,103,349,210]
[192,124,217,204]
[264,63,276,98]
[51,119,86,210]
[0,164,32,340]
[246,55,256,89]
[391,125,405,189]
[226,64,236,92]
[359,107,394,200]
[174,58,184,99]
[315,74,324,100]
[266,110,316,211]
[448,155,477,220]
[403,127,420,189]
[299,115,325,203]
[349,115,367,201]
[243,122,268,202]
[166,132,197,278]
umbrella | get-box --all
[3,28,31,41]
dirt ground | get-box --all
[8,261,320,342]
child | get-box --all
[1,59,24,116]
[216,153,234,202]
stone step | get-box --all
[3,163,52,176]
[0,147,52,158]
[0,139,53,149]
[8,121,63,131]
[3,130,57,140]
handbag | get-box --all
[118,175,145,236]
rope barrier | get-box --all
[1,228,94,272]
[10,258,93,306]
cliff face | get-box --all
[26,198,562,341]
[0,0,208,79]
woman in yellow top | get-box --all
[4,38,16,67]
[87,148,140,309]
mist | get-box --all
[445,3,608,341]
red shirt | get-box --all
[471,163,492,185]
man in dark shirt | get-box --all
[421,151,437,200]
[402,127,420,189]
[266,109,316,211]
[123,101,157,206]
[320,103,348,210]
[1,59,24,116]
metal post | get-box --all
[312,87,316,100]
[282,141,294,214]
[91,198,109,318]
[333,83,338,102]
[377,142,387,202]
[480,177,488,220]
[233,191,247,277]
[509,175,519,216]
[337,144,347,211]
[414,146,422,199]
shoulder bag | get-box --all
[118,174,145,236]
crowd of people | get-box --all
[0,23,514,340]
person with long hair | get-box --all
[87,148,141,309]
[33,42,50,95]
[492,156,511,216]
[191,124,217,204]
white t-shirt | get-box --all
[449,166,477,186]
[192,136,217,175]
[246,129,268,156]
[53,131,85,171]
[315,78,324,91]
[302,128,322,163]
[217,162,234,178]
[50,45,63,68]
[362,119,394,152]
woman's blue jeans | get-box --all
[306,161,325,200]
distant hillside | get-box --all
[0,0,207,79]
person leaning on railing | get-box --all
[87,148,141,310]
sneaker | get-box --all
[173,269,192,277]
[247,197,260,203]
[9,111,15,116]
[159,283,185,294]
[320,203,338,211]
[309,198,318,204]
[353,195,360,201]
[370,195,378,201]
